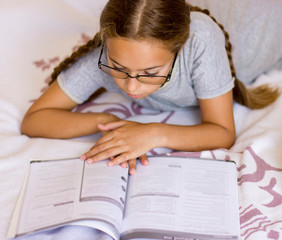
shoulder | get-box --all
[189,11,224,41]
[180,11,226,57]
[60,46,104,80]
[57,46,118,104]
[74,47,100,68]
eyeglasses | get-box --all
[98,45,177,86]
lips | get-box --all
[127,93,144,99]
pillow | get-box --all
[187,0,282,84]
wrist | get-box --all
[148,122,168,148]
[99,113,120,124]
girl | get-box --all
[21,0,279,174]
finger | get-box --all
[87,146,128,164]
[80,154,87,161]
[139,154,149,166]
[80,143,112,161]
[108,152,131,167]
[80,137,113,163]
[120,162,127,168]
[81,135,117,160]
[97,124,112,131]
[94,132,114,147]
[98,120,126,131]
[100,130,109,136]
[128,159,136,175]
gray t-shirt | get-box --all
[58,12,234,111]
[189,0,282,84]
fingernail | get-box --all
[80,155,86,161]
[108,161,113,167]
[87,158,93,164]
[120,162,127,168]
[130,168,136,175]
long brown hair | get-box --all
[50,0,280,109]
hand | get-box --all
[119,155,149,175]
[96,118,144,174]
[80,120,157,170]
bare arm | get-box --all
[82,90,235,163]
[21,81,119,139]
[158,90,236,151]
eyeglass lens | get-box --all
[100,65,167,85]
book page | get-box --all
[121,156,240,240]
[15,158,128,240]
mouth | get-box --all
[126,93,144,99]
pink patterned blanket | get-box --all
[0,1,281,239]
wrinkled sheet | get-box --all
[0,1,281,239]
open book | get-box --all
[7,156,240,240]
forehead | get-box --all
[105,38,173,69]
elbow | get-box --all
[224,131,236,150]
[20,119,32,137]
[211,124,236,150]
[207,123,236,150]
[20,116,37,137]
[226,138,235,150]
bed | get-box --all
[0,0,281,239]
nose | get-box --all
[126,75,139,92]
[126,71,140,92]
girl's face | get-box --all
[106,38,175,99]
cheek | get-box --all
[146,85,161,93]
[113,77,160,96]
[113,78,125,89]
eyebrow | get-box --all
[108,56,164,71]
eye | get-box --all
[112,64,127,72]
[112,64,124,71]
[144,71,159,76]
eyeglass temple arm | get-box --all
[98,44,105,65]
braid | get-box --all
[49,32,102,85]
[189,5,280,109]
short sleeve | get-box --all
[189,13,234,99]
[188,0,282,84]
[57,47,108,104]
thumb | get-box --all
[97,124,111,131]
[98,121,125,131]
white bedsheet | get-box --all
[0,1,281,239]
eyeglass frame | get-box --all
[97,44,178,86]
